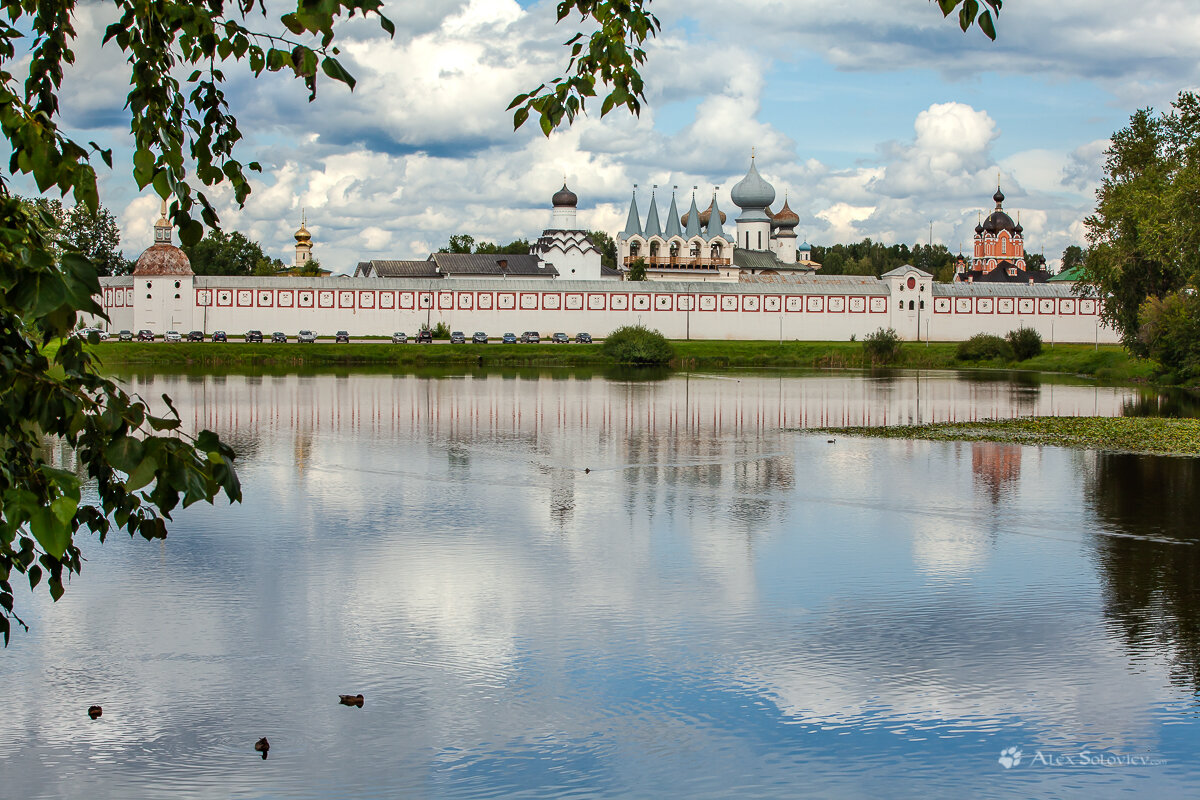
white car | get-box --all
[165,331,182,342]
[74,327,109,341]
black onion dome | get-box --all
[993,187,1005,205]
[552,183,578,207]
[1014,222,1023,234]
[983,210,1016,234]
[974,222,985,234]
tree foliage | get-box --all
[0,0,394,639]
[588,229,618,271]
[1061,245,1087,274]
[625,256,647,281]
[810,239,957,281]
[184,229,283,276]
[438,234,530,255]
[0,198,241,643]
[23,198,130,276]
[1083,92,1200,353]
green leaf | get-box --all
[125,456,158,492]
[29,508,70,560]
[320,57,357,90]
[979,10,997,40]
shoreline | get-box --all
[83,340,1159,385]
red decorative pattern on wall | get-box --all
[827,296,846,313]
[655,294,673,311]
[379,292,395,309]
[542,293,561,310]
[786,296,804,313]
[848,296,866,313]
[565,293,583,310]
[497,292,516,310]
[997,297,1014,314]
[358,291,375,309]
[587,293,607,311]
[457,292,473,310]
[278,290,294,307]
[318,290,334,308]
[1058,298,1076,315]
[933,297,951,314]
[632,293,650,311]
[438,292,454,310]
[520,293,539,310]
[870,296,887,313]
[700,295,718,311]
[257,290,274,307]
[610,294,629,311]
[806,296,824,312]
[338,291,355,309]
[975,297,994,314]
[764,295,782,312]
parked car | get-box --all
[335,330,350,343]
[165,331,182,343]
[450,331,466,344]
[391,332,408,344]
[551,332,570,344]
[212,330,227,342]
[575,332,592,343]
[502,332,517,344]
[416,329,433,344]
[271,331,287,343]
[472,332,488,344]
[137,329,155,341]
[298,330,317,343]
[244,330,263,343]
[520,331,540,344]
[187,330,204,342]
[75,327,109,341]
[117,330,133,341]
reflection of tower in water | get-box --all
[971,443,1021,503]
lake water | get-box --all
[3,370,1199,798]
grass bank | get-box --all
[670,340,1152,381]
[819,416,1200,456]
[82,339,1154,380]
[86,341,612,369]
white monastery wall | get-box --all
[95,271,1120,344]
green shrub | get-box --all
[862,327,902,364]
[957,333,1013,362]
[601,325,674,365]
[1007,326,1043,360]
[1138,290,1200,380]
[432,321,451,340]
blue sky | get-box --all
[39,0,1200,271]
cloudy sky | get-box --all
[39,0,1200,272]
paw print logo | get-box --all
[998,747,1023,769]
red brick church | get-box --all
[953,186,1049,283]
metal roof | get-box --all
[430,253,557,277]
[933,282,1097,298]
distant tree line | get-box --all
[810,238,1060,282]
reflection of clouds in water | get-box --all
[911,515,990,578]
[8,372,1196,797]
